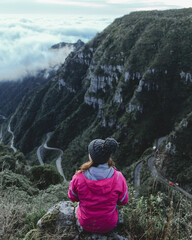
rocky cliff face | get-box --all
[4,8,192,180]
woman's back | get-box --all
[68,168,128,233]
[68,137,129,233]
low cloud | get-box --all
[0,14,114,81]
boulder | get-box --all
[24,201,130,240]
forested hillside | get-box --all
[3,8,191,181]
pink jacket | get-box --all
[68,169,128,233]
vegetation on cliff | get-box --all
[5,8,192,182]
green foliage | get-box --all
[14,151,25,162]
[24,229,52,240]
[122,187,192,240]
[30,164,63,189]
[0,144,26,174]
[0,154,15,171]
[0,181,69,239]
[0,170,38,195]
[24,229,42,240]
[24,209,46,231]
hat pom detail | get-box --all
[102,138,119,154]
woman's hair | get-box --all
[76,157,115,174]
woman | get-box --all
[68,137,129,233]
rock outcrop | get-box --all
[25,201,130,240]
[51,39,84,52]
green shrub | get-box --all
[0,170,38,195]
[30,164,63,189]
[0,144,26,174]
[122,187,192,240]
[0,155,15,171]
[0,181,69,239]
[24,209,46,231]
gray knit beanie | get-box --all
[88,138,119,164]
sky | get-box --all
[0,0,191,15]
[0,0,191,81]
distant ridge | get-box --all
[51,39,84,51]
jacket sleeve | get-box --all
[68,174,79,202]
[117,172,129,205]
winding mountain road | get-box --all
[2,114,66,181]
[134,136,167,192]
[0,125,3,142]
[134,136,192,201]
[148,156,167,183]
[0,114,6,120]
[0,114,6,143]
[7,117,17,153]
[148,156,192,200]
[133,161,143,197]
[157,136,166,148]
[37,132,67,182]
[37,145,44,165]
[0,114,17,152]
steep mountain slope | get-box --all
[0,40,84,117]
[9,8,192,179]
[0,71,50,116]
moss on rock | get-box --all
[38,206,60,233]
[24,229,52,240]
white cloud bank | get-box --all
[0,14,114,81]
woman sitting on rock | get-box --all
[68,137,129,233]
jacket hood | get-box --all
[84,163,114,181]
[83,170,117,194]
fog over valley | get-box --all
[0,14,114,81]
